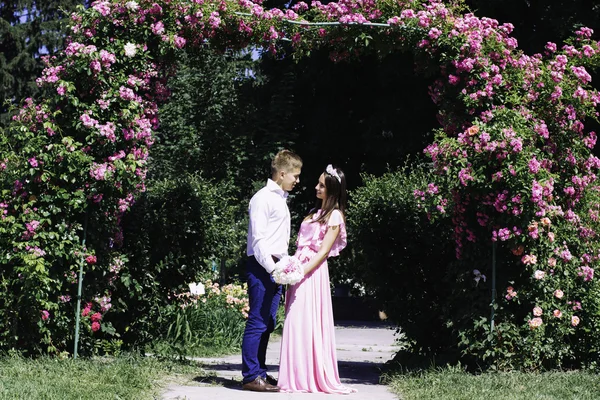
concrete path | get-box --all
[162,321,399,400]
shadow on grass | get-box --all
[380,349,464,382]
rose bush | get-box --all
[1,0,600,369]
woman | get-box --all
[277,164,356,394]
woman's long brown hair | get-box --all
[309,165,347,224]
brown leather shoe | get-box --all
[242,376,280,392]
[265,374,278,386]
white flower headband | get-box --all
[326,164,341,183]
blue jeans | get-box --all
[241,257,282,383]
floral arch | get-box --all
[4,0,600,366]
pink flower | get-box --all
[571,316,580,327]
[528,157,541,173]
[521,254,537,265]
[571,66,592,84]
[119,86,136,101]
[90,162,113,181]
[59,295,71,303]
[577,266,594,281]
[91,321,101,332]
[86,255,97,265]
[540,217,551,226]
[80,112,99,128]
[533,306,543,316]
[90,59,101,73]
[26,220,40,233]
[28,157,38,167]
[560,249,573,261]
[92,1,111,16]
[554,289,564,299]
[209,11,221,28]
[448,74,460,85]
[151,21,165,35]
[553,309,562,318]
[41,310,50,321]
[173,35,186,49]
[534,270,545,280]
[91,312,102,322]
[428,27,442,39]
[548,257,557,267]
[505,286,517,300]
[528,317,543,329]
[545,42,557,52]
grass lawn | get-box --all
[0,354,203,400]
[389,366,600,400]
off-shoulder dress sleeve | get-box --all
[327,209,347,257]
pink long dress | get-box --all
[278,209,357,394]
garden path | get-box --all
[162,321,399,400]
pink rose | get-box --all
[528,317,543,329]
[553,309,562,318]
[81,302,92,317]
[91,321,101,332]
[554,289,564,299]
[533,306,543,316]
[571,316,580,326]
[91,312,102,322]
[41,310,50,321]
[534,270,545,280]
[540,217,551,226]
[86,255,97,264]
[505,286,517,300]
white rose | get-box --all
[125,1,139,11]
[124,42,137,57]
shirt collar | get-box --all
[266,179,288,198]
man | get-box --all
[241,150,302,392]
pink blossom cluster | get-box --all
[95,295,112,312]
[90,162,114,181]
[505,286,517,300]
[577,265,594,281]
[81,302,103,332]
[26,245,46,257]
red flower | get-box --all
[91,321,101,332]
[91,312,102,322]
[81,306,91,317]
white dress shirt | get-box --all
[247,179,290,274]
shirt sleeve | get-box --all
[327,209,347,257]
[249,195,277,274]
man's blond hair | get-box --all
[271,149,303,175]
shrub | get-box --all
[152,280,249,357]
[343,164,458,356]
[111,174,245,349]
